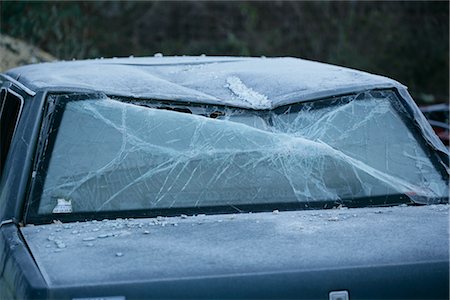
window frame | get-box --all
[0,87,25,176]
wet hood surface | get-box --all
[21,205,449,288]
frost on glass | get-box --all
[38,91,447,214]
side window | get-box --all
[0,88,23,176]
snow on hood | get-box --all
[6,56,401,109]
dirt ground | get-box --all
[0,34,56,72]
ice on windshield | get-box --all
[37,91,447,214]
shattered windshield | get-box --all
[31,90,448,219]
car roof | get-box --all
[5,56,403,109]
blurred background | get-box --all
[0,0,448,105]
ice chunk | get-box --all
[225,76,271,109]
[55,241,66,248]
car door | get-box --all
[0,83,48,299]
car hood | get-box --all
[21,205,449,290]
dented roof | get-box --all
[5,56,403,109]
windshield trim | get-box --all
[27,194,419,225]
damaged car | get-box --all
[0,56,448,299]
[420,103,449,146]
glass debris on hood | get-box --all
[20,205,450,286]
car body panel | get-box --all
[0,86,46,222]
[21,205,449,299]
[6,57,403,110]
[43,262,450,300]
[0,224,47,299]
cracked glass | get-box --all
[35,90,448,215]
